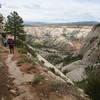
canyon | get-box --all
[24,24,93,82]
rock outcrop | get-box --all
[24,25,94,82]
[62,24,100,82]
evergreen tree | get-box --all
[0,13,3,33]
[5,11,25,41]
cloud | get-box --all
[0,0,100,22]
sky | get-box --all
[0,0,100,23]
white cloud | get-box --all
[0,0,100,22]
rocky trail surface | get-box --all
[6,54,34,85]
[6,54,35,100]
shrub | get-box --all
[76,66,100,100]
[49,67,55,74]
[16,40,24,47]
[24,57,33,63]
[26,48,37,57]
[48,81,66,92]
[17,60,25,65]
[63,54,83,65]
[17,56,33,65]
[47,55,62,65]
[32,42,43,48]
[32,75,44,84]
[74,80,87,90]
[18,48,27,54]
[27,66,35,71]
[85,75,100,100]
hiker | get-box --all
[3,39,8,47]
[7,38,15,54]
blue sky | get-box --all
[0,0,100,22]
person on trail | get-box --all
[7,38,15,54]
[3,39,8,47]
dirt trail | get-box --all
[5,54,37,100]
[6,54,34,85]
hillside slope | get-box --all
[0,45,90,100]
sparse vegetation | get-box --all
[48,81,66,92]
[0,49,8,53]
[85,66,100,100]
[49,67,61,77]
[32,75,45,84]
[23,57,33,63]
[74,80,87,90]
[16,39,25,47]
[18,48,27,54]
[27,66,35,71]
[49,67,55,74]
[63,54,83,65]
[17,56,33,65]
[2,50,9,53]
[26,47,37,57]
[85,75,100,100]
[47,55,62,65]
[76,66,100,100]
[17,60,25,65]
[32,42,44,48]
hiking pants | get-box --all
[9,44,14,54]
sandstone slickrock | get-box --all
[25,25,92,53]
[62,24,100,82]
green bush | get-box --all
[76,66,100,100]
[47,55,62,65]
[63,54,83,65]
[26,47,37,57]
[17,60,25,65]
[23,57,33,63]
[16,40,24,47]
[85,75,100,100]
[32,42,43,48]
[27,66,35,71]
[32,75,44,84]
[74,80,87,90]
[18,48,27,54]
[49,67,55,74]
[17,56,33,65]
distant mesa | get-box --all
[24,21,99,26]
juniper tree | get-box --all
[5,11,25,41]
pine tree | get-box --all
[5,11,25,41]
[0,13,3,33]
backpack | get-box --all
[7,39,14,44]
[4,39,7,44]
